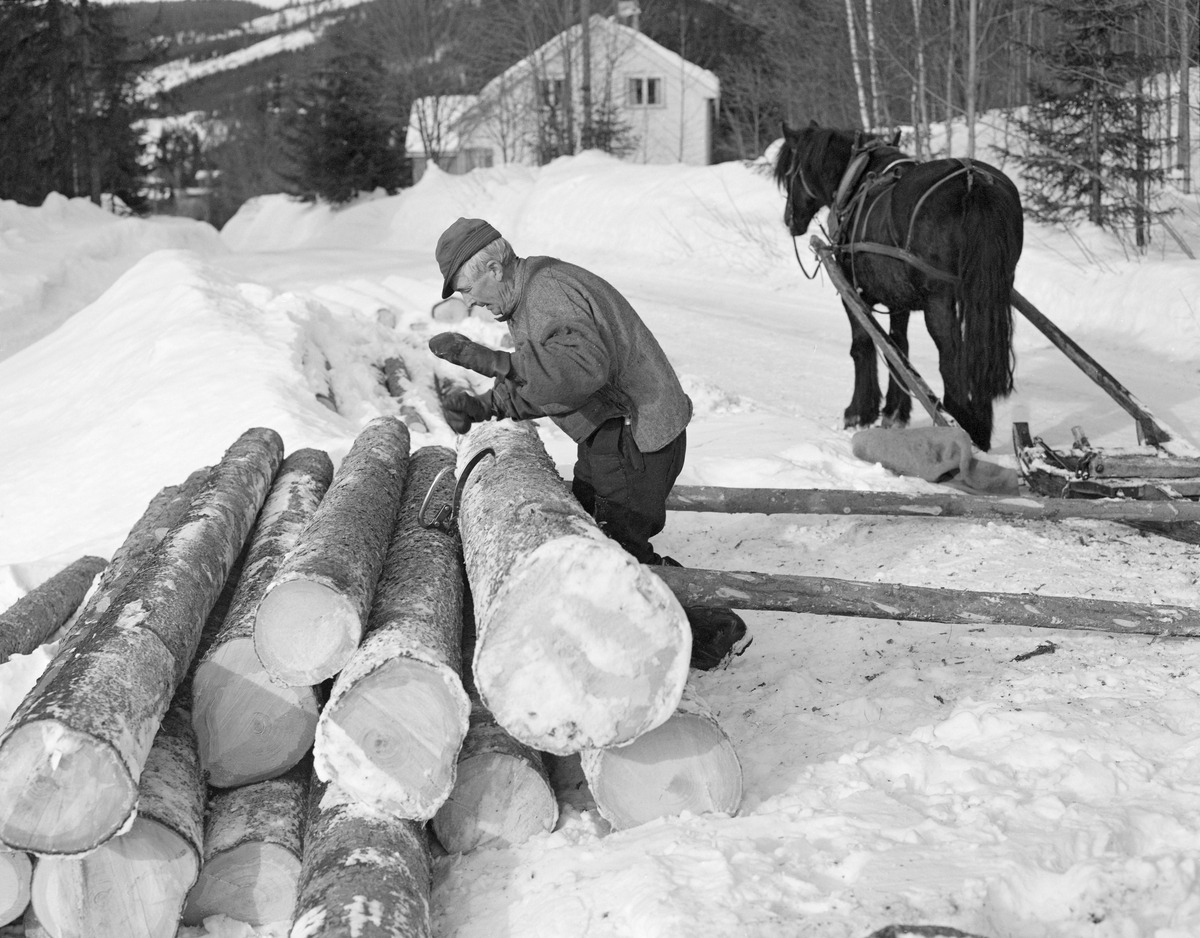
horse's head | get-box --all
[774,122,857,237]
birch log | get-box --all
[458,421,689,754]
[579,683,742,830]
[0,555,107,664]
[31,698,204,938]
[0,850,31,926]
[0,428,282,855]
[289,776,432,938]
[183,758,309,926]
[256,416,410,686]
[193,448,334,787]
[315,447,470,819]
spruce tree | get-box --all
[1010,0,1169,247]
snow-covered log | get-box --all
[0,555,107,664]
[432,701,557,855]
[31,698,204,938]
[579,683,742,830]
[0,849,31,927]
[193,448,334,787]
[315,447,470,820]
[289,776,432,938]
[0,427,282,855]
[183,758,309,927]
[256,416,411,686]
[457,420,690,754]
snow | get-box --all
[3,121,1200,938]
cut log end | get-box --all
[477,536,690,754]
[0,721,133,854]
[182,842,301,927]
[32,816,198,938]
[584,711,742,830]
[317,659,468,819]
[193,637,319,788]
[0,850,32,927]
[255,579,362,686]
[432,752,557,854]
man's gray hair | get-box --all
[459,236,515,284]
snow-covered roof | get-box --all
[404,95,480,156]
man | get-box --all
[428,216,749,671]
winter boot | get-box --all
[656,556,752,670]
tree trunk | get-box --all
[315,447,471,820]
[255,417,410,686]
[183,758,309,927]
[666,485,1200,523]
[844,0,871,129]
[580,0,593,148]
[1180,0,1192,193]
[946,0,956,155]
[290,775,432,938]
[457,420,689,755]
[653,566,1200,638]
[0,428,282,855]
[864,0,886,128]
[193,448,334,788]
[0,850,31,927]
[31,699,204,938]
[580,683,741,830]
[966,0,977,158]
[911,0,929,159]
[0,555,107,664]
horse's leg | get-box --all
[843,300,881,429]
[923,293,992,449]
[881,310,912,428]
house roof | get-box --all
[404,95,479,156]
[480,15,719,100]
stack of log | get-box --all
[0,415,742,937]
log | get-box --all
[0,428,282,855]
[458,421,690,754]
[431,595,556,854]
[666,485,1200,524]
[31,698,204,938]
[183,758,309,927]
[0,850,31,927]
[193,448,334,787]
[0,556,108,664]
[653,566,1200,638]
[289,775,432,938]
[314,447,470,820]
[579,683,742,830]
[256,417,411,686]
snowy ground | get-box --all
[2,130,1200,938]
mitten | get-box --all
[442,389,492,434]
[429,333,512,379]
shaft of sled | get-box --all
[667,485,1200,523]
[651,566,1200,638]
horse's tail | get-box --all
[955,172,1023,405]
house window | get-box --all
[627,77,663,107]
[541,77,565,108]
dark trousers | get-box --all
[571,418,686,564]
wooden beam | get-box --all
[667,485,1200,523]
[651,566,1200,638]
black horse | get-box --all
[774,122,1024,450]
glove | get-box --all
[429,333,512,379]
[442,389,492,434]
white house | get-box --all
[405,15,719,181]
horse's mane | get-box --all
[773,126,855,193]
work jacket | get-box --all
[487,256,692,452]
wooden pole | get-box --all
[182,758,308,927]
[290,775,432,938]
[315,447,471,820]
[192,448,333,788]
[0,428,282,855]
[666,485,1200,523]
[255,417,411,686]
[457,420,690,754]
[0,555,107,664]
[652,566,1200,638]
[580,683,741,830]
[31,698,205,938]
[0,849,31,927]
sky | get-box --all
[2,113,1200,938]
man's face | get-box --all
[456,262,506,319]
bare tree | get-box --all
[844,0,871,128]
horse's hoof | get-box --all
[844,413,879,430]
[880,415,910,430]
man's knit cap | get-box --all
[436,217,502,298]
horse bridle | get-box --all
[782,146,824,280]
